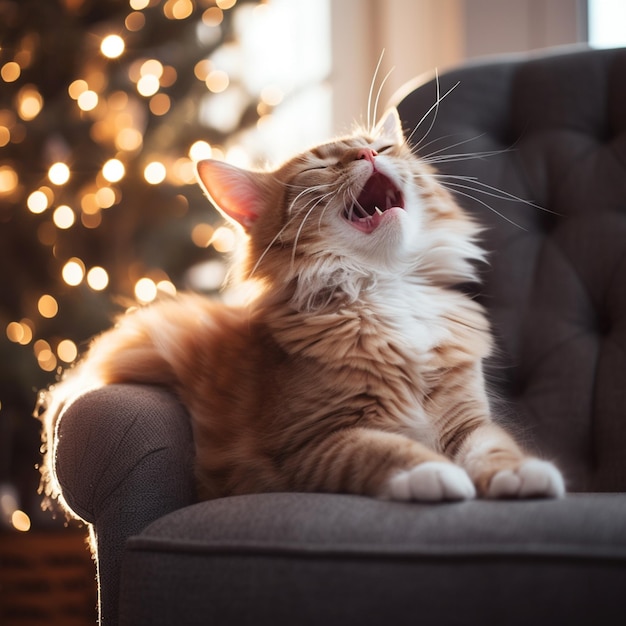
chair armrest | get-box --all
[54,383,196,625]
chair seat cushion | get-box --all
[120,492,626,626]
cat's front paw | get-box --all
[487,458,565,499]
[386,461,476,502]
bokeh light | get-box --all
[87,266,109,291]
[101,34,125,59]
[102,158,125,182]
[48,162,70,185]
[135,277,157,303]
[62,258,85,286]
[144,161,166,184]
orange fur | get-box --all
[39,109,564,507]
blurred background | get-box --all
[0,0,624,540]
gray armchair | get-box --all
[51,47,626,625]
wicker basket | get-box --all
[0,529,97,626]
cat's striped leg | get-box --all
[451,421,565,499]
[288,427,475,502]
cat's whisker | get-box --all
[435,175,555,214]
[373,65,395,131]
[367,50,386,132]
[440,184,528,231]
[291,194,332,269]
[406,76,460,150]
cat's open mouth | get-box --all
[344,172,404,234]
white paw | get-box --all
[386,462,476,502]
[488,459,565,499]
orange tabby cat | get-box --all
[40,109,565,505]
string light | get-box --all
[57,339,78,363]
[53,205,75,229]
[27,190,49,214]
[48,162,71,185]
[17,85,43,120]
[102,158,125,182]
[101,34,125,59]
[144,161,166,184]
[37,294,59,319]
[62,258,85,286]
[1,61,21,82]
[77,89,98,112]
[135,277,157,303]
[0,165,18,194]
[205,70,229,93]
[87,266,109,291]
[129,0,150,9]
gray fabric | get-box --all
[55,384,195,625]
[119,493,626,626]
[397,46,626,492]
[49,47,626,626]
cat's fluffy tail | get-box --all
[38,293,216,508]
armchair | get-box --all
[51,46,626,625]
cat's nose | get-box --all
[356,148,378,164]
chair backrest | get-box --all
[396,47,626,492]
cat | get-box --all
[39,108,565,507]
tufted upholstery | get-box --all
[398,46,626,492]
[51,48,626,626]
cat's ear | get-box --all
[374,108,405,145]
[196,159,269,231]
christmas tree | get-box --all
[0,0,268,528]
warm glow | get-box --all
[6,320,34,345]
[101,34,125,59]
[62,258,85,286]
[211,226,236,252]
[116,127,143,151]
[11,510,31,532]
[144,161,166,184]
[135,277,158,303]
[194,59,212,81]
[126,11,146,31]
[149,93,170,116]
[189,140,212,161]
[53,205,75,229]
[216,0,237,9]
[157,280,177,296]
[57,339,78,363]
[6,322,24,343]
[48,162,71,185]
[87,266,109,291]
[137,74,160,97]
[205,70,229,93]
[0,165,18,194]
[38,294,59,318]
[35,339,57,372]
[0,126,10,147]
[191,223,214,247]
[17,85,43,120]
[172,158,195,184]
[102,158,125,182]
[1,61,21,82]
[77,89,98,111]
[27,190,49,214]
[130,0,150,9]
[68,79,88,100]
[202,7,223,27]
[163,0,194,20]
[141,58,164,78]
[261,85,284,107]
[96,186,116,208]
[80,192,100,215]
